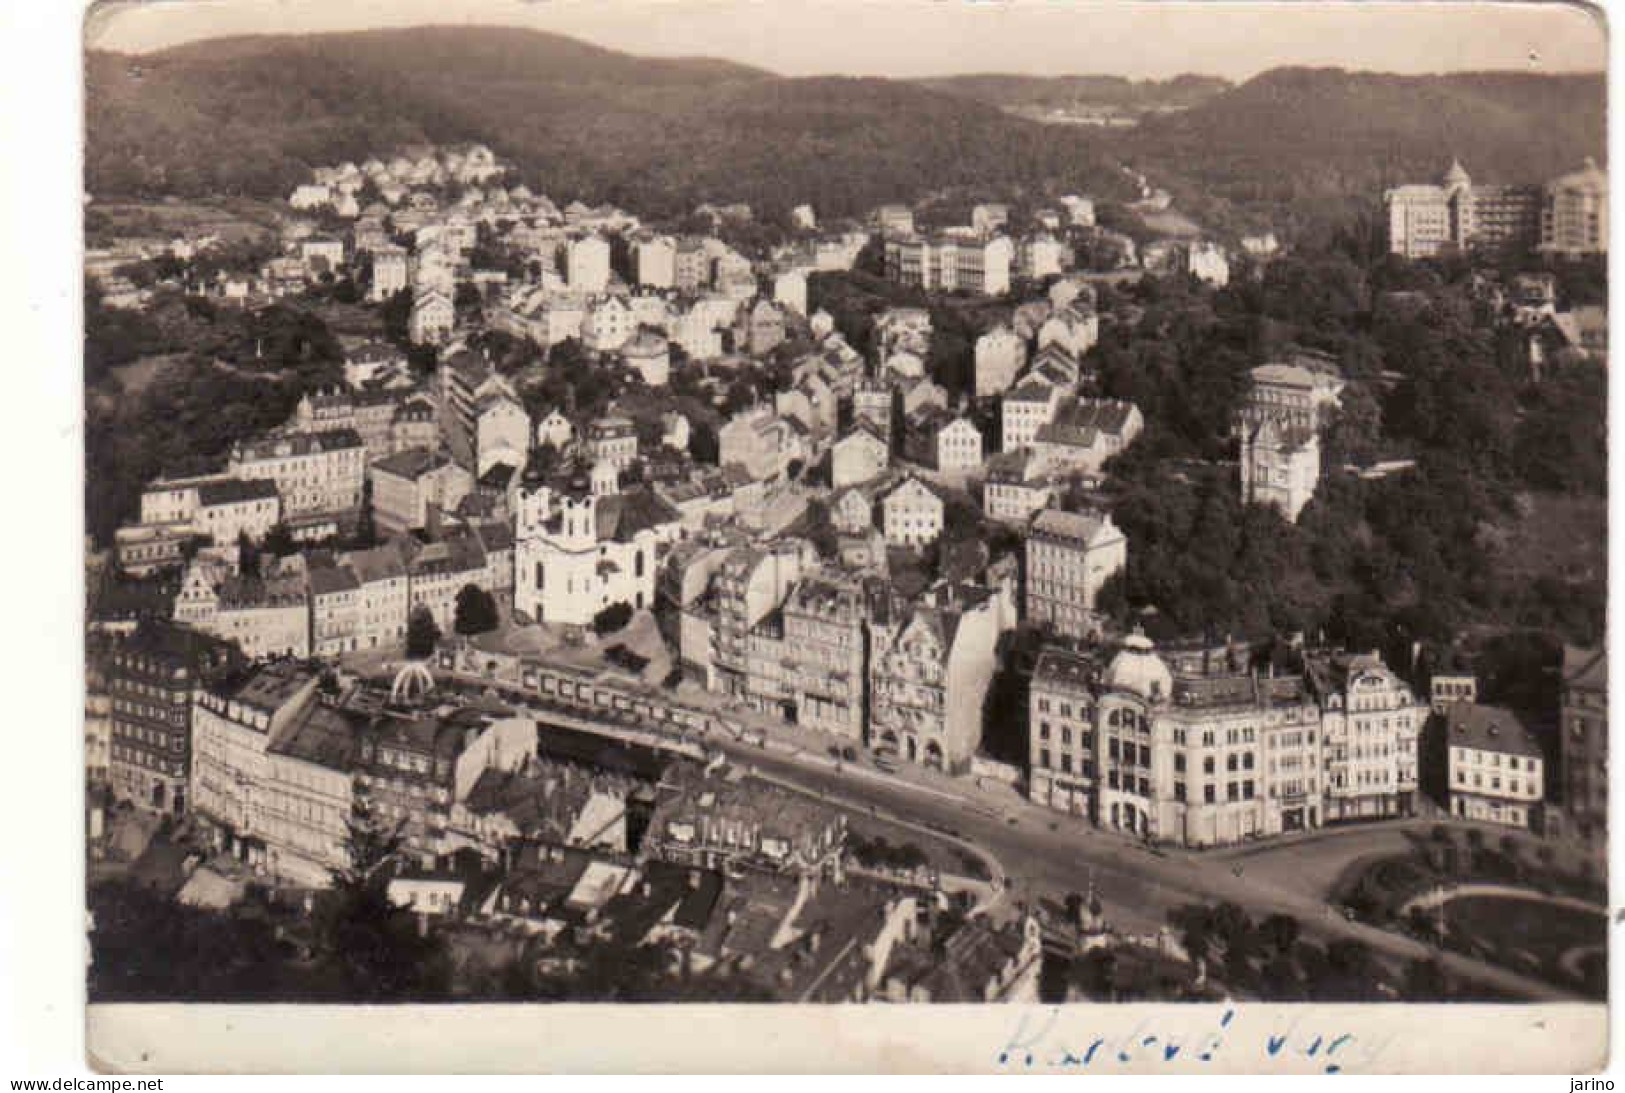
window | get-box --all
[1227,782,1238,802]
[1204,785,1216,804]
[1174,782,1186,802]
[1203,756,1215,775]
[1226,754,1238,773]
[1039,749,1051,770]
[1174,754,1186,773]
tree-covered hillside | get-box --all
[86,27,1134,219]
[1121,67,1607,240]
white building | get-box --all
[879,476,944,548]
[975,325,1028,398]
[513,473,682,626]
[1446,703,1545,829]
[567,235,612,293]
[1024,508,1125,639]
[634,235,677,289]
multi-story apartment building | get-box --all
[228,428,365,521]
[107,621,240,815]
[1028,634,1327,846]
[370,244,410,301]
[832,425,890,489]
[409,288,454,344]
[437,349,521,472]
[869,584,1000,774]
[1541,159,1609,257]
[261,698,358,886]
[1430,672,1479,715]
[1028,646,1099,817]
[975,324,1027,398]
[1385,159,1546,258]
[566,234,611,293]
[1446,703,1545,830]
[884,234,1015,296]
[1236,355,1345,434]
[1305,650,1426,823]
[673,238,712,292]
[703,543,809,700]
[309,564,362,658]
[344,541,410,651]
[983,449,1055,525]
[213,573,312,660]
[933,416,983,477]
[132,474,281,548]
[407,533,490,635]
[1030,398,1143,476]
[634,235,677,288]
[1001,380,1064,453]
[879,475,944,548]
[719,405,804,483]
[778,575,870,741]
[370,448,474,536]
[586,416,640,474]
[191,662,322,865]
[1560,643,1608,844]
[1024,508,1126,639]
[1240,419,1321,523]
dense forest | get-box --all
[1121,68,1608,240]
[915,72,1231,112]
[86,27,1135,221]
[88,30,1605,246]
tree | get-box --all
[592,601,634,636]
[1259,912,1301,955]
[237,531,261,580]
[406,606,441,659]
[353,478,379,549]
[310,798,449,1000]
[454,584,500,635]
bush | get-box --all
[592,601,634,636]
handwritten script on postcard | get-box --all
[996,1008,1396,1073]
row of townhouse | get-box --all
[173,525,511,660]
[673,540,1011,772]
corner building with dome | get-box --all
[1029,631,1427,848]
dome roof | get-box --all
[1551,157,1607,194]
[1104,631,1173,701]
[1442,159,1472,190]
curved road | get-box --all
[429,667,1587,1001]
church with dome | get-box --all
[1028,630,1428,849]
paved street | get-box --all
[420,662,1589,1001]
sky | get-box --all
[86,0,1608,81]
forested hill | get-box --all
[915,73,1231,112]
[85,26,1134,219]
[1121,67,1607,237]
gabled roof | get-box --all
[595,487,681,543]
[308,564,360,597]
[1562,644,1607,692]
[1446,702,1542,760]
[1031,506,1115,544]
[372,447,452,481]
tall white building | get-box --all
[567,235,612,293]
